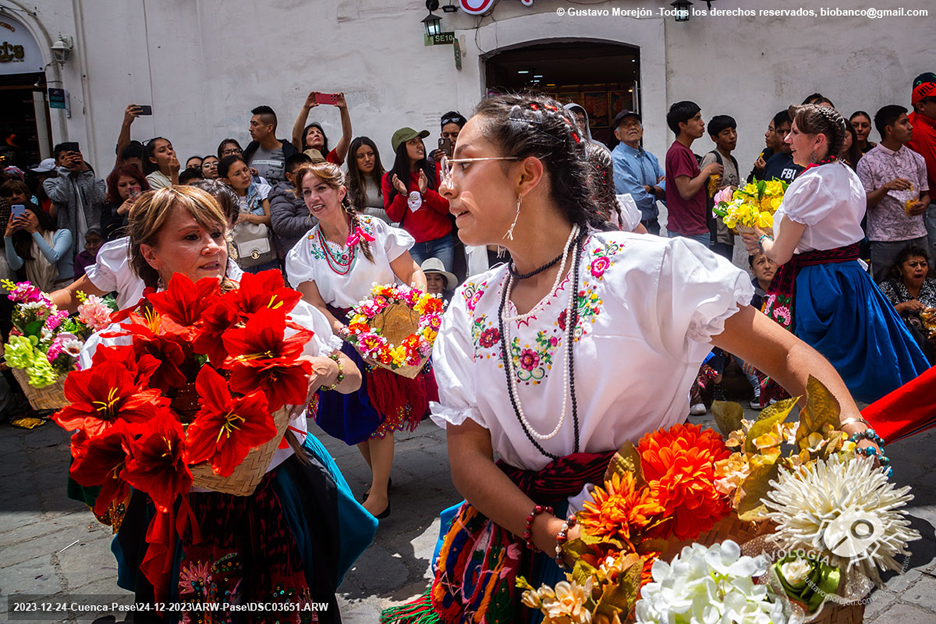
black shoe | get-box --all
[362,477,392,503]
[375,498,391,520]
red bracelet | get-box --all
[555,515,576,569]
[522,504,554,551]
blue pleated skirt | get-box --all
[794,260,929,404]
[315,342,384,445]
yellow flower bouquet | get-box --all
[713,178,788,237]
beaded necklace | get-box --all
[317,220,355,275]
[497,226,584,460]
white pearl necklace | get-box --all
[500,227,580,441]
[502,225,579,323]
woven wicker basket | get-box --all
[188,407,290,496]
[666,515,865,623]
[11,367,68,411]
[368,302,426,379]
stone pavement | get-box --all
[1,409,935,623]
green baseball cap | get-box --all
[391,127,430,153]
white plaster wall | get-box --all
[20,0,935,187]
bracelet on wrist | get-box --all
[758,234,773,243]
[319,352,344,391]
[555,515,576,570]
[522,504,554,551]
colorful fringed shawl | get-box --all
[381,451,614,624]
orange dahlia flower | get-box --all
[637,423,732,541]
[579,471,666,548]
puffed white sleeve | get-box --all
[77,323,133,370]
[290,300,342,357]
[615,194,643,232]
[654,237,754,362]
[85,239,128,293]
[284,234,316,289]
[370,217,415,262]
[429,287,487,430]
[779,173,834,226]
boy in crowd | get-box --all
[858,104,930,282]
[665,101,722,245]
[269,152,315,256]
[700,115,739,259]
[610,109,666,235]
[762,110,804,184]
[244,105,299,185]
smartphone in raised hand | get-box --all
[313,92,339,106]
[138,105,153,116]
[11,204,26,219]
[438,137,453,158]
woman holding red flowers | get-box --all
[64,186,375,623]
[285,161,432,520]
[382,94,883,624]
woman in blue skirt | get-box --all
[743,104,929,404]
[285,161,435,520]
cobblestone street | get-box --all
[1,409,935,623]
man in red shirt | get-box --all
[907,72,936,256]
[664,101,723,246]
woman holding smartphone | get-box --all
[101,165,150,240]
[4,205,74,290]
[291,91,353,165]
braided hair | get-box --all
[293,162,375,263]
[583,143,623,230]
[473,93,605,231]
[788,104,847,163]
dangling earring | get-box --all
[496,246,507,258]
[504,195,521,240]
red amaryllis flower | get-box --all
[184,366,278,477]
[222,307,313,411]
[637,423,732,541]
[118,309,193,391]
[223,269,301,319]
[122,410,193,513]
[69,421,132,518]
[145,273,222,337]
[193,298,239,364]
[53,349,166,437]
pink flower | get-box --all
[45,310,68,331]
[765,294,777,310]
[519,349,539,371]
[549,336,559,347]
[77,296,113,331]
[775,305,792,326]
[46,341,63,364]
[590,256,611,278]
[468,291,483,312]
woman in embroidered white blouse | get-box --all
[401,94,881,623]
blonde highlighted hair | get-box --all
[128,186,229,288]
[293,161,374,263]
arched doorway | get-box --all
[484,41,640,147]
[0,13,51,167]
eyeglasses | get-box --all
[440,156,518,184]
[221,148,242,156]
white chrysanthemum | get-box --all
[763,454,920,586]
[635,540,786,624]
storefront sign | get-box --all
[0,17,44,75]
[458,0,534,17]
[48,88,67,109]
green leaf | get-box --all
[737,455,780,522]
[571,560,597,586]
[24,320,44,337]
[594,557,642,619]
[795,376,841,449]
[562,537,598,563]
[604,441,645,489]
[711,401,745,438]
[744,397,797,454]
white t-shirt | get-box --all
[285,215,415,309]
[146,171,172,190]
[80,299,339,474]
[85,237,245,310]
[431,231,753,472]
[773,162,866,253]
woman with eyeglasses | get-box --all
[200,155,220,180]
[382,93,879,624]
[382,127,453,271]
[142,137,180,189]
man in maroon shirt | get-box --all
[664,101,723,246]
[907,72,936,256]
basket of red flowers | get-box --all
[53,270,316,502]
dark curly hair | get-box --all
[583,143,623,229]
[473,93,604,231]
[788,104,847,163]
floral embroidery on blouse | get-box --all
[465,235,624,384]
[307,216,375,263]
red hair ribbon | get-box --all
[346,226,376,248]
